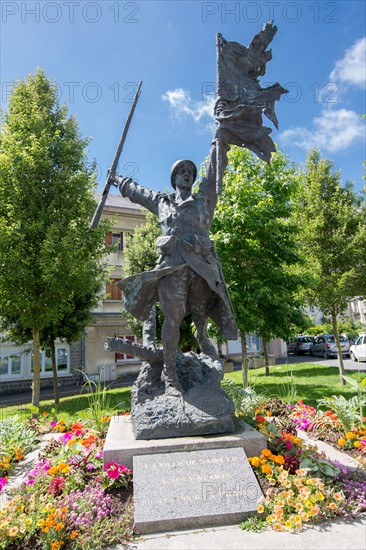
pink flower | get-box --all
[285,440,293,449]
[107,468,120,479]
[0,478,8,491]
[50,421,57,428]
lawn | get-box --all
[227,362,363,407]
[0,362,363,421]
[0,386,131,422]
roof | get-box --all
[94,192,141,211]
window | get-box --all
[31,347,70,374]
[106,278,122,301]
[112,232,124,252]
[105,231,127,252]
[0,354,21,377]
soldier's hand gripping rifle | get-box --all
[90,80,142,229]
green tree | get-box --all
[299,148,365,384]
[122,210,197,350]
[211,146,308,386]
[0,69,109,406]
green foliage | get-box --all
[298,149,366,383]
[0,69,110,405]
[211,146,309,348]
[298,148,365,316]
[0,416,39,462]
[81,372,114,436]
[240,516,267,532]
[306,319,365,341]
[317,394,365,432]
[220,377,262,416]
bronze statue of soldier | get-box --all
[113,143,237,396]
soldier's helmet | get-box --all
[170,160,197,189]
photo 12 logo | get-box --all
[201,2,339,24]
[1,81,141,105]
[1,1,140,24]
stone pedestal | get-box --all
[103,416,266,470]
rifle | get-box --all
[90,80,142,229]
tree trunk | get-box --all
[240,329,248,388]
[51,340,60,405]
[32,328,41,408]
[262,336,270,376]
[331,308,346,385]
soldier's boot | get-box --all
[162,366,183,397]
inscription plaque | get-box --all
[133,447,262,533]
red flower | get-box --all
[47,475,65,496]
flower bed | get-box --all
[0,416,40,494]
[244,428,366,532]
[0,418,133,549]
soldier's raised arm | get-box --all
[113,175,160,217]
[199,139,230,218]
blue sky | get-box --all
[1,0,365,193]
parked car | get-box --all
[349,334,366,362]
[309,334,350,358]
[287,335,314,355]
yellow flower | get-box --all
[51,542,63,550]
[70,531,79,539]
[48,467,58,476]
[338,438,346,446]
[61,466,70,475]
[257,504,265,514]
[285,520,293,530]
[295,502,303,512]
[354,441,361,448]
[25,518,32,525]
[316,491,325,501]
[250,457,261,468]
[346,432,355,439]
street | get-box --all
[285,353,366,372]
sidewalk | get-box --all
[110,516,366,550]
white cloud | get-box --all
[280,108,365,153]
[330,37,366,89]
[162,88,215,130]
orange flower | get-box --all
[71,422,83,431]
[261,449,272,457]
[261,463,272,475]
